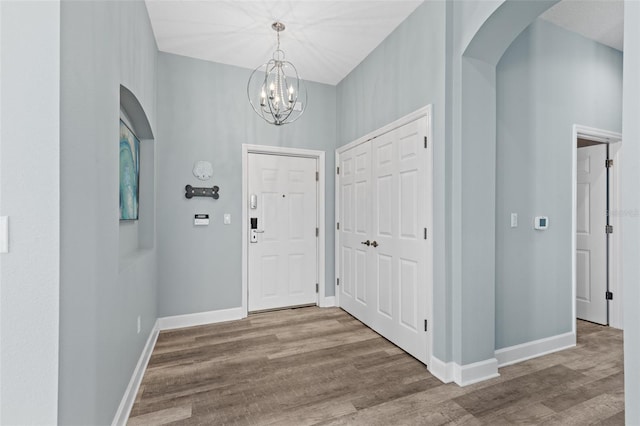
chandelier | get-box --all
[247,22,307,126]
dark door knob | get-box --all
[371,241,379,248]
[361,240,371,246]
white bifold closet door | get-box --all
[339,115,432,364]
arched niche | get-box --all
[120,85,154,139]
[119,85,155,264]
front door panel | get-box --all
[248,153,318,312]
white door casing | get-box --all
[576,144,608,325]
[247,153,318,312]
[337,107,432,365]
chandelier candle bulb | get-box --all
[247,21,307,125]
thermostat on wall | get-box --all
[194,214,210,226]
[534,216,549,230]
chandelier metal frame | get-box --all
[247,22,307,126]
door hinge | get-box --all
[316,283,319,293]
[337,166,340,175]
[337,278,340,286]
[316,227,319,237]
[424,228,428,240]
[337,222,340,230]
[316,171,319,181]
[606,291,613,300]
[424,136,428,149]
[424,319,428,332]
[606,225,614,234]
[606,159,613,168]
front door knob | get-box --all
[361,240,371,246]
[371,241,379,248]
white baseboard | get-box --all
[319,296,336,307]
[495,331,576,368]
[429,355,454,383]
[429,356,499,386]
[157,307,244,331]
[453,358,500,386]
[111,320,160,426]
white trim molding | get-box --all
[429,356,499,387]
[495,332,576,368]
[453,358,500,387]
[336,105,432,155]
[429,356,455,384]
[111,321,160,426]
[158,307,244,331]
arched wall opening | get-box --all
[449,0,561,382]
[453,9,640,425]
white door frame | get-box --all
[241,144,326,318]
[335,105,433,361]
[572,125,623,331]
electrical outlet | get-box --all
[137,316,141,334]
[510,213,518,228]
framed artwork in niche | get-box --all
[119,119,140,220]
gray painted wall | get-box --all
[336,1,449,361]
[622,2,640,424]
[156,53,336,317]
[0,2,60,423]
[495,19,623,349]
[59,1,158,424]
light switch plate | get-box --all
[0,216,8,253]
[510,213,518,228]
[224,214,231,225]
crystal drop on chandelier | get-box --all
[247,22,307,125]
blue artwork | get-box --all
[120,120,140,220]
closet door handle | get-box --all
[371,241,379,248]
[361,240,371,246]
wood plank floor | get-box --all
[128,307,624,425]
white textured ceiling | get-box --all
[540,0,624,51]
[145,0,624,85]
[145,0,424,85]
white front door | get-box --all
[248,153,318,312]
[576,144,608,325]
[338,114,432,365]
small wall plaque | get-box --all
[185,185,219,199]
[193,161,213,181]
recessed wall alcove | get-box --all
[119,85,156,267]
